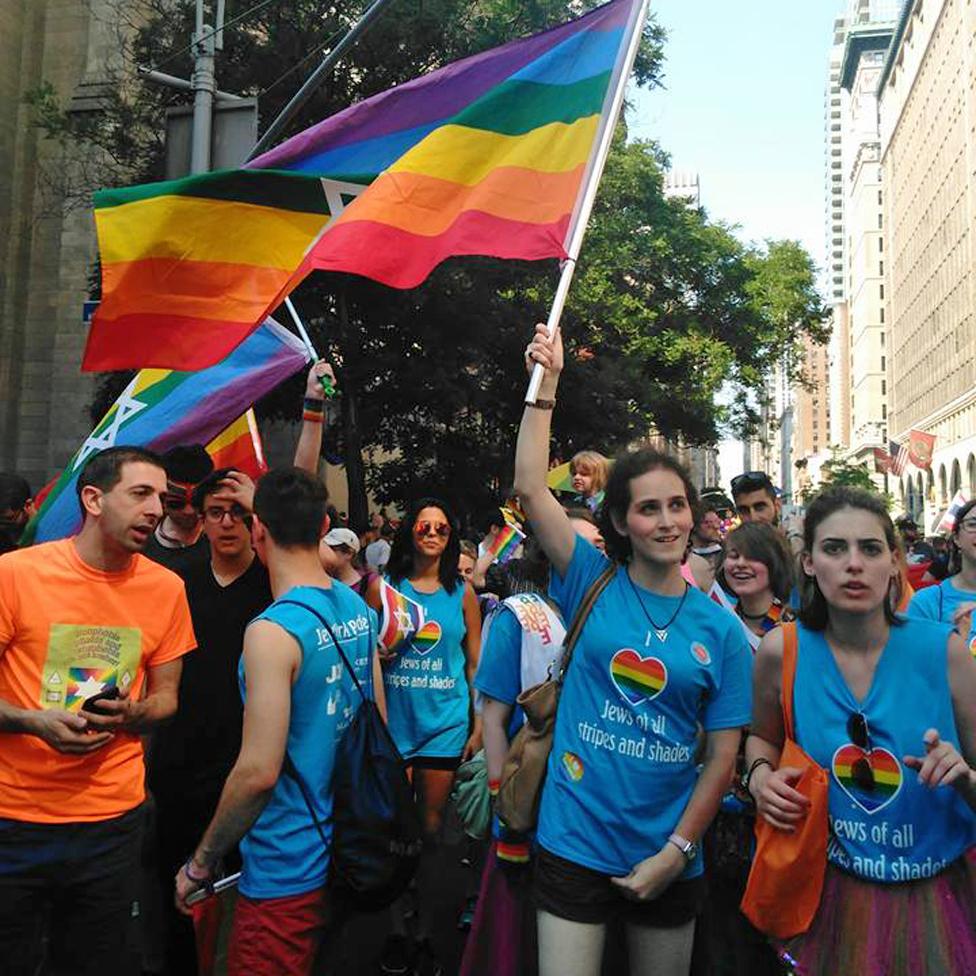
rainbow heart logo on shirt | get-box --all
[561,751,584,782]
[609,649,667,707]
[411,619,442,655]
[832,743,903,814]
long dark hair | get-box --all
[799,486,902,630]
[948,498,976,575]
[720,522,795,604]
[386,496,461,593]
[597,449,699,563]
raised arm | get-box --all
[293,361,336,475]
[513,324,576,577]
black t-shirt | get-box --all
[148,556,272,797]
[143,529,210,579]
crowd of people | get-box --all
[0,334,975,976]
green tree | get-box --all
[802,448,892,509]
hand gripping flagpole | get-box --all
[524,0,651,404]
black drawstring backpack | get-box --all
[276,599,422,911]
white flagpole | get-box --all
[284,296,318,362]
[525,0,651,403]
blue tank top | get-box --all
[238,584,376,899]
[383,579,469,759]
[793,619,976,883]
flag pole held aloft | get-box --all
[525,0,650,404]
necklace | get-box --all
[737,602,774,621]
[627,571,689,643]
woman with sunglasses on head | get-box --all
[907,498,976,656]
[746,486,976,976]
[365,497,481,976]
[516,325,751,976]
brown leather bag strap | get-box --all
[558,563,616,681]
[780,622,799,741]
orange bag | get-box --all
[740,622,829,940]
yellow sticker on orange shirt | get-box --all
[41,624,142,711]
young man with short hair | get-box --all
[0,446,196,976]
[149,466,272,975]
[730,471,781,526]
[175,467,385,975]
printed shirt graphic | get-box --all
[239,584,377,899]
[0,539,195,823]
[792,620,976,882]
[383,579,469,759]
[907,578,976,656]
[536,538,752,878]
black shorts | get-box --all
[407,755,462,772]
[534,846,705,928]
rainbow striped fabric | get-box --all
[26,319,307,544]
[484,520,526,565]
[378,577,427,654]
[206,408,268,481]
[84,0,643,372]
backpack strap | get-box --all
[780,622,799,742]
[277,598,367,703]
[557,563,616,682]
[272,598,369,845]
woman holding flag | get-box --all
[365,496,481,976]
[515,325,751,976]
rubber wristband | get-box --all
[302,397,325,413]
[488,778,500,797]
[744,757,773,795]
[302,410,325,424]
[526,398,556,410]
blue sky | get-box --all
[625,0,847,484]
[629,0,847,271]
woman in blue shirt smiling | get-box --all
[515,325,752,976]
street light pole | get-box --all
[190,0,216,173]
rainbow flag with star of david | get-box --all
[23,318,307,545]
[378,578,427,654]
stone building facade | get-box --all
[879,0,976,526]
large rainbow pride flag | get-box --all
[26,319,307,544]
[83,0,645,372]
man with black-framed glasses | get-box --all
[730,471,781,527]
[148,466,271,975]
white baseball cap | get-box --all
[322,527,360,553]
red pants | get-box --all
[227,886,330,976]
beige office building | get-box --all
[879,0,976,527]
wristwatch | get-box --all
[667,832,698,863]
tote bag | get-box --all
[740,622,829,939]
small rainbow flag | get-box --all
[206,408,268,481]
[485,520,526,565]
[85,0,646,371]
[378,578,426,654]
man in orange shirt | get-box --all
[0,446,196,976]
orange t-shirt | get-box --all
[0,539,196,823]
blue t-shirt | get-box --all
[383,579,469,759]
[238,584,376,899]
[908,578,976,656]
[536,538,752,878]
[793,619,976,882]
